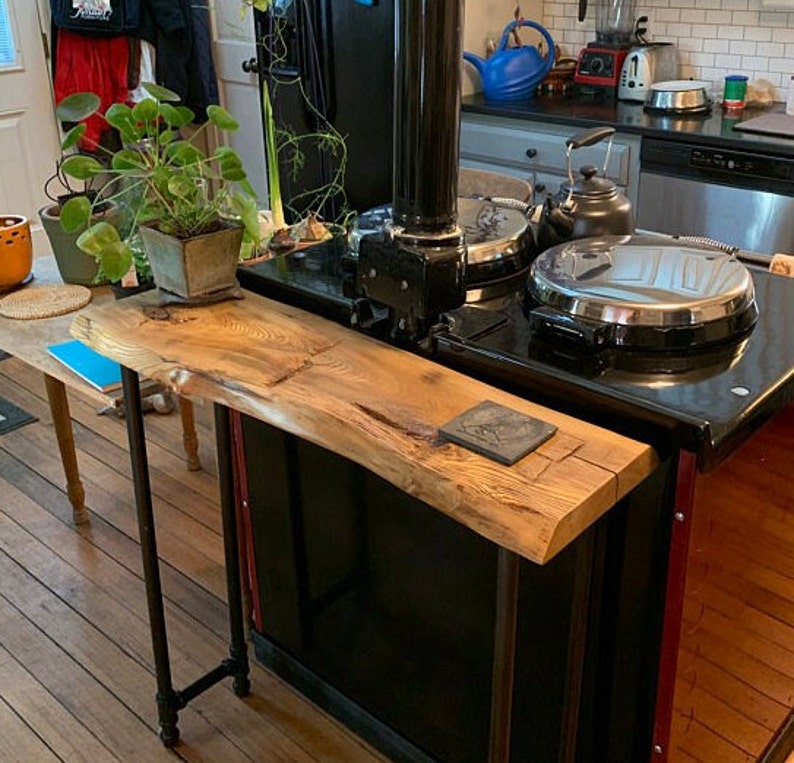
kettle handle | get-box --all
[497,20,556,76]
[565,126,615,150]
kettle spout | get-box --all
[463,51,485,76]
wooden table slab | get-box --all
[71,289,658,564]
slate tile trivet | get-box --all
[439,400,557,465]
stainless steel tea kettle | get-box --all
[536,126,635,252]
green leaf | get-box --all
[159,103,191,128]
[55,92,101,122]
[76,221,122,255]
[111,149,147,171]
[176,106,195,125]
[220,166,247,182]
[142,82,181,102]
[61,154,105,180]
[59,196,92,233]
[167,175,196,200]
[207,105,239,131]
[61,124,86,151]
[165,141,204,165]
[158,129,176,145]
[99,241,134,282]
[131,98,159,123]
[105,102,136,132]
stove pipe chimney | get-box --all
[356,0,467,343]
[392,0,463,234]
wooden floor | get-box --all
[669,405,794,763]
[0,354,387,763]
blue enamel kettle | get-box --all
[464,20,555,101]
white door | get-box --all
[212,1,268,206]
[0,0,62,255]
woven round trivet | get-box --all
[0,284,92,320]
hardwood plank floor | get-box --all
[0,355,387,763]
[670,405,794,763]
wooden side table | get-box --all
[0,255,200,523]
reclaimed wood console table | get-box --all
[70,287,658,756]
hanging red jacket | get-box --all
[54,29,130,150]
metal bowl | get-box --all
[644,79,712,114]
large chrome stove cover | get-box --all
[525,235,758,350]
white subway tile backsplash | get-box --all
[732,11,761,24]
[729,39,758,53]
[679,9,707,22]
[744,26,773,39]
[741,55,770,68]
[541,0,792,100]
[690,24,718,40]
[678,37,705,52]
[772,27,794,41]
[769,56,794,69]
[689,52,717,66]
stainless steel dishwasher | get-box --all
[636,137,794,257]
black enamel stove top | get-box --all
[238,244,794,470]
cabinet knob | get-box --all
[242,57,259,74]
[535,183,546,193]
[525,148,538,159]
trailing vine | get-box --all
[242,0,352,235]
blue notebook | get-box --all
[47,339,123,393]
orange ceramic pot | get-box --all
[0,215,33,291]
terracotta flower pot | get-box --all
[0,215,33,292]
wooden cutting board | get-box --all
[733,112,794,138]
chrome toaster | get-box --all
[618,43,679,102]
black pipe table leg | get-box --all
[122,372,251,747]
[214,403,251,696]
[121,366,181,746]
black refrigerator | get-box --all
[254,0,395,224]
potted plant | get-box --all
[57,82,261,300]
[39,92,127,286]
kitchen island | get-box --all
[71,286,658,762]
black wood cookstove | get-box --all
[235,2,794,762]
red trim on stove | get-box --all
[651,449,698,761]
[231,410,263,633]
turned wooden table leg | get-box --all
[43,374,88,525]
[179,397,201,471]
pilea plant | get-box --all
[56,82,260,282]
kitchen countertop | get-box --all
[462,93,794,154]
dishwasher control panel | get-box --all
[640,137,794,193]
[690,147,794,181]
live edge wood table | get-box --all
[70,288,658,758]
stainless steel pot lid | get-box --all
[351,199,535,287]
[528,235,756,328]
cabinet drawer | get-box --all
[460,114,632,186]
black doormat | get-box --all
[0,395,36,435]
